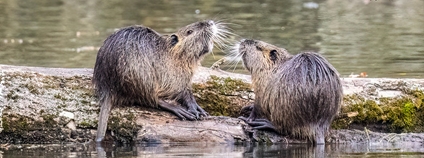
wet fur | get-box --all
[238,40,342,144]
[93,20,228,142]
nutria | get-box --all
[93,20,230,142]
[236,39,342,144]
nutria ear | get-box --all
[255,46,263,51]
[270,50,277,62]
[170,34,179,46]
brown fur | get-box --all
[93,20,229,142]
[238,39,342,144]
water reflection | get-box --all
[96,143,246,158]
[0,0,423,77]
[243,144,325,158]
[2,143,424,158]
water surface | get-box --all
[0,0,423,77]
[2,143,424,158]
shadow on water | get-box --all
[2,142,424,157]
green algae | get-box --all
[332,90,424,133]
[2,113,62,133]
[193,75,252,117]
[2,114,25,133]
[249,130,274,145]
[40,114,58,128]
[107,110,141,143]
[2,114,37,134]
[78,120,96,128]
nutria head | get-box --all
[167,20,229,60]
[236,39,291,73]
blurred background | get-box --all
[0,0,423,78]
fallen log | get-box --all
[1,64,424,144]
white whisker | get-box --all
[232,57,242,72]
[220,41,244,72]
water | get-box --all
[0,0,423,78]
[2,143,424,158]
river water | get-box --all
[1,143,424,158]
[0,0,424,78]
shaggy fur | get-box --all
[238,39,342,144]
[93,20,230,142]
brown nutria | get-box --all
[93,20,231,142]
[236,39,342,145]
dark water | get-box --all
[0,0,423,78]
[2,143,424,158]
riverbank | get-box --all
[1,64,424,144]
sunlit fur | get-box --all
[238,39,343,144]
[92,20,231,142]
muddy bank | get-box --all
[0,64,424,144]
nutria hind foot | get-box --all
[159,100,200,120]
[187,103,209,119]
[246,118,277,131]
[239,104,278,132]
[239,116,278,132]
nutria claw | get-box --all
[187,103,209,119]
[246,119,277,131]
[239,116,277,132]
[238,116,249,122]
[238,116,254,124]
[159,100,196,120]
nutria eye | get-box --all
[270,50,277,62]
[186,30,193,35]
[256,46,263,51]
[170,35,178,46]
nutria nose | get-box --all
[208,20,215,26]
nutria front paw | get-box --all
[240,104,254,111]
[239,104,254,118]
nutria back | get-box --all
[260,52,342,143]
[93,26,163,106]
[237,39,342,144]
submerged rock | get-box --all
[0,64,424,144]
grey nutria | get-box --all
[93,20,231,142]
[236,39,342,144]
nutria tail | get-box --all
[95,93,113,142]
